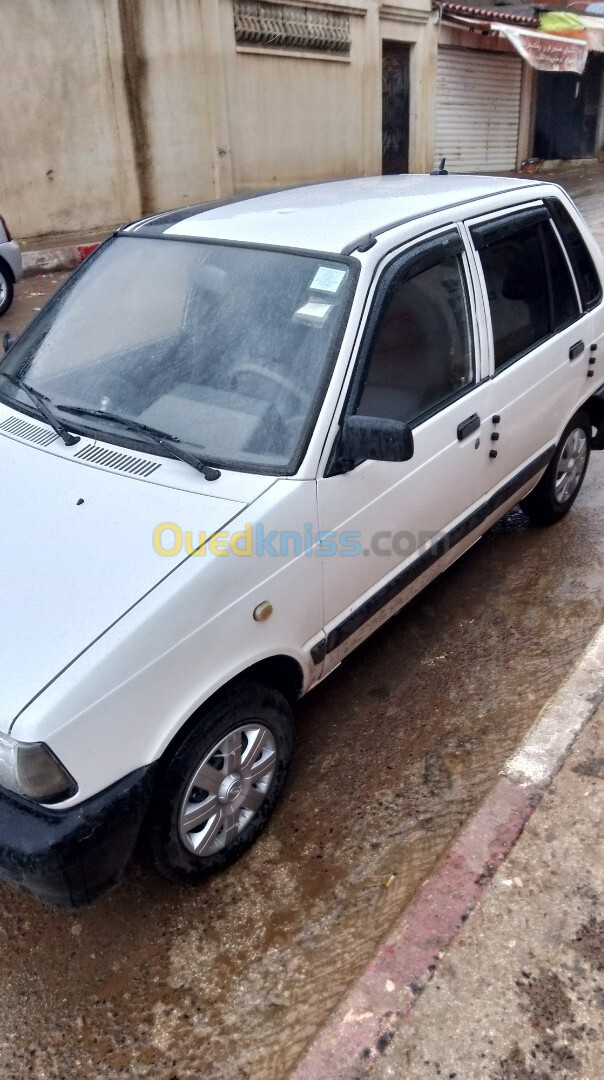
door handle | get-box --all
[457,413,480,441]
[569,340,585,360]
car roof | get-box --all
[125,174,544,255]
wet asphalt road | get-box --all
[1,168,604,1080]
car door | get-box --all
[465,202,597,490]
[316,227,492,672]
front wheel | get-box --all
[143,682,294,882]
[521,411,591,526]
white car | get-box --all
[0,213,22,316]
[1,174,603,907]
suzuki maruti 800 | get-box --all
[1,174,603,906]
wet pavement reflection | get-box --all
[1,166,603,1079]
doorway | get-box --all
[533,53,603,160]
[382,40,410,174]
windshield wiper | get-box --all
[0,373,80,446]
[57,404,221,481]
[56,405,181,440]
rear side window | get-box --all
[472,213,580,370]
[546,197,602,311]
[540,221,581,331]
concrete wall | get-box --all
[220,0,379,189]
[222,21,371,188]
[0,0,436,239]
[220,0,436,189]
[0,0,139,237]
[123,0,218,211]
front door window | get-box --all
[355,250,475,424]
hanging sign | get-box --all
[492,24,588,74]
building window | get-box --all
[233,2,351,57]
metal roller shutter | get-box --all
[435,47,522,173]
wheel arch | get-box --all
[231,654,305,704]
[0,254,15,284]
[521,407,591,525]
[153,653,304,770]
[582,390,604,450]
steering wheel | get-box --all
[231,362,308,410]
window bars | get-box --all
[233,2,351,56]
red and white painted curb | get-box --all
[22,242,101,278]
[290,626,604,1080]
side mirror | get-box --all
[338,414,414,468]
[2,332,14,354]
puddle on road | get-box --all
[0,465,603,1079]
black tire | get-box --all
[521,411,591,526]
[143,682,294,882]
[0,260,14,316]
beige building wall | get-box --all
[221,7,372,189]
[129,0,218,210]
[0,0,140,238]
[221,0,437,188]
[0,0,224,238]
[0,0,437,239]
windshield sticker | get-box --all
[294,300,334,325]
[309,266,347,294]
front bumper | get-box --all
[0,239,23,283]
[0,764,155,908]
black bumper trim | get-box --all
[0,764,156,908]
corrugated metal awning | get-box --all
[439,3,537,26]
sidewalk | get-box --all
[372,703,604,1080]
[291,629,604,1080]
[19,227,114,276]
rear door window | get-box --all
[471,209,581,371]
[545,197,602,311]
[541,219,582,331]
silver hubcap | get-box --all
[555,426,588,505]
[178,724,277,856]
[0,272,7,306]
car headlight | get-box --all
[0,732,77,803]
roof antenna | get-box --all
[430,157,448,176]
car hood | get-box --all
[0,431,273,728]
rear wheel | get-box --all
[0,260,14,316]
[521,411,591,525]
[144,682,294,881]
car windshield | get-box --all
[1,236,354,473]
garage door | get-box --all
[435,47,522,173]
